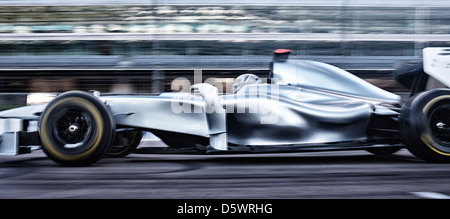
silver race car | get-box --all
[1,48,449,166]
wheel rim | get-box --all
[52,108,93,149]
[428,104,450,146]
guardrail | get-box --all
[0,55,416,94]
[0,55,421,70]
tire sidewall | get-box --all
[39,91,115,166]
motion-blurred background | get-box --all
[0,0,449,107]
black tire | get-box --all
[38,91,115,166]
[400,88,450,162]
[107,130,143,158]
[366,147,401,156]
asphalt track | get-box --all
[2,142,450,199]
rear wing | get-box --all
[423,47,450,88]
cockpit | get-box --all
[232,49,401,104]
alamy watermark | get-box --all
[170,69,280,124]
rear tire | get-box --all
[400,89,450,162]
[38,91,115,166]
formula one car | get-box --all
[0,48,449,166]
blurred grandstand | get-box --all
[0,0,449,98]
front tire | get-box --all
[39,91,115,166]
[400,89,450,162]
